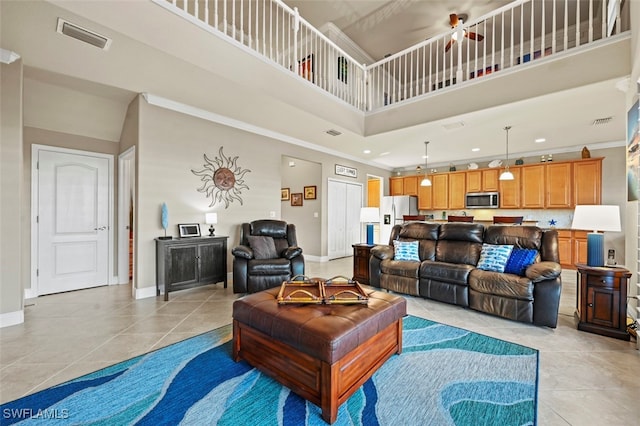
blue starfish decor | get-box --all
[548,219,557,227]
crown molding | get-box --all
[318,22,374,65]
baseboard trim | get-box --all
[305,255,328,262]
[24,287,37,300]
[134,286,157,300]
[0,309,24,328]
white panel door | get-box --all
[328,180,346,259]
[328,180,363,259]
[37,149,110,295]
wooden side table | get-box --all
[576,264,631,340]
[352,243,375,285]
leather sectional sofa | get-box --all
[369,222,563,327]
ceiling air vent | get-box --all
[326,129,342,136]
[56,18,112,50]
[592,117,612,126]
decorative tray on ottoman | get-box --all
[323,276,369,305]
[277,276,324,304]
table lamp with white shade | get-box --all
[205,212,218,236]
[570,205,621,267]
[360,207,380,245]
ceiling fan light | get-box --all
[421,177,432,186]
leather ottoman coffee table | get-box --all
[232,286,406,424]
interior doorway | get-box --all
[31,145,114,296]
[118,147,135,295]
[327,179,362,259]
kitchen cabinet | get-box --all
[576,264,631,340]
[557,229,589,269]
[574,158,602,205]
[431,174,449,210]
[403,176,419,196]
[156,236,228,301]
[466,169,499,193]
[389,177,403,195]
[448,172,466,209]
[499,166,521,208]
[546,162,572,208]
[521,164,545,208]
[417,175,433,209]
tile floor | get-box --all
[1,258,638,424]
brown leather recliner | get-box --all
[232,220,304,293]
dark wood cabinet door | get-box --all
[168,244,198,287]
[199,238,227,284]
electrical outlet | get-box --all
[269,211,276,218]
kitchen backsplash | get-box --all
[419,209,575,228]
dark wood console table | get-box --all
[156,236,228,300]
[576,264,630,340]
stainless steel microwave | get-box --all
[465,192,500,209]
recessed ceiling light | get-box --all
[471,148,480,152]
[363,149,371,154]
[535,138,546,143]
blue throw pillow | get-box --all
[476,244,513,272]
[393,240,420,261]
[504,248,538,276]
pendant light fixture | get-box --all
[420,141,432,186]
[499,126,514,181]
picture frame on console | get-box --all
[178,223,201,238]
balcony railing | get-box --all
[153,0,629,112]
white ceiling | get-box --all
[0,0,631,171]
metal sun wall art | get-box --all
[191,147,250,208]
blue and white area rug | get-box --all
[1,316,538,425]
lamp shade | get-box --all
[571,205,621,232]
[205,212,218,225]
[571,205,621,267]
[360,207,380,223]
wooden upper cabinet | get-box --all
[482,169,500,192]
[499,166,521,208]
[403,176,419,196]
[448,172,466,209]
[417,176,433,210]
[521,164,545,208]
[431,174,449,210]
[466,169,499,193]
[546,162,572,208]
[574,158,602,205]
[466,170,482,193]
[389,177,404,195]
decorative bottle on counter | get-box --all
[442,211,446,220]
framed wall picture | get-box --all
[291,193,303,206]
[281,188,290,201]
[178,223,201,238]
[304,185,317,199]
[298,54,314,82]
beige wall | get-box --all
[134,98,389,290]
[0,59,24,319]
[281,156,322,257]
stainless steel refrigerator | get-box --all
[380,195,418,243]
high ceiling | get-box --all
[0,0,631,171]
[285,0,513,61]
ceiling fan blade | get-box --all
[449,13,459,27]
[445,39,455,52]
[465,32,484,41]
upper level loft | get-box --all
[154,0,631,118]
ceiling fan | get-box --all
[445,13,484,52]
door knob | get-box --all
[94,226,107,231]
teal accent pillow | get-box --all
[393,240,420,261]
[505,248,538,276]
[476,244,514,272]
